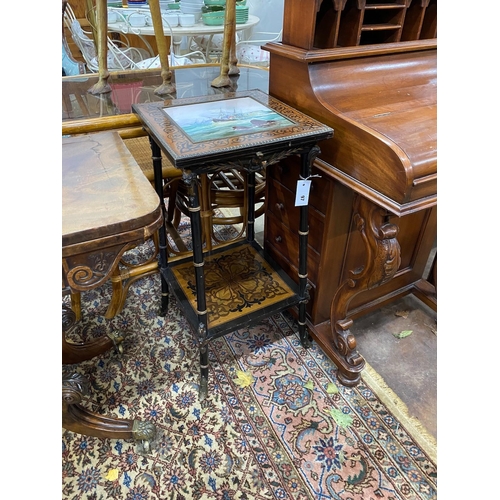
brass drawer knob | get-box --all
[275,202,284,211]
[275,235,282,243]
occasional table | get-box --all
[133,89,333,398]
[62,131,163,447]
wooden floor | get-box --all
[353,295,437,439]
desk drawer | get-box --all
[265,211,320,285]
[272,157,330,215]
[267,178,325,253]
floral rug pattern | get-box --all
[62,237,437,500]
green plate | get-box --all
[202,13,224,25]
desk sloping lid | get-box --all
[266,43,437,213]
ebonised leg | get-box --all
[149,136,170,316]
[246,170,256,243]
[185,173,210,399]
[297,146,320,348]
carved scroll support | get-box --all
[329,195,401,386]
[62,242,133,363]
[62,245,129,362]
[63,242,136,292]
[63,372,156,451]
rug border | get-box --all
[361,361,437,464]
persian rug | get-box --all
[62,222,437,500]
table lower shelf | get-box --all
[163,240,301,339]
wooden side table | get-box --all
[62,131,163,447]
[133,90,333,398]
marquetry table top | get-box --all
[62,131,162,249]
[132,89,334,172]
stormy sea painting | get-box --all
[162,97,296,143]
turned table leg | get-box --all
[105,250,160,319]
[88,0,111,95]
[211,0,237,88]
[227,22,239,77]
[329,195,401,386]
[149,0,175,96]
[70,293,81,322]
[104,266,126,319]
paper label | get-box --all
[295,179,311,206]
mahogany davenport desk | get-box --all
[62,131,162,446]
[133,89,333,399]
[264,13,437,386]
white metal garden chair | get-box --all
[64,3,151,72]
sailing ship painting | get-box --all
[163,97,296,143]
[212,110,246,122]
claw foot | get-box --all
[107,331,125,355]
[133,420,156,454]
